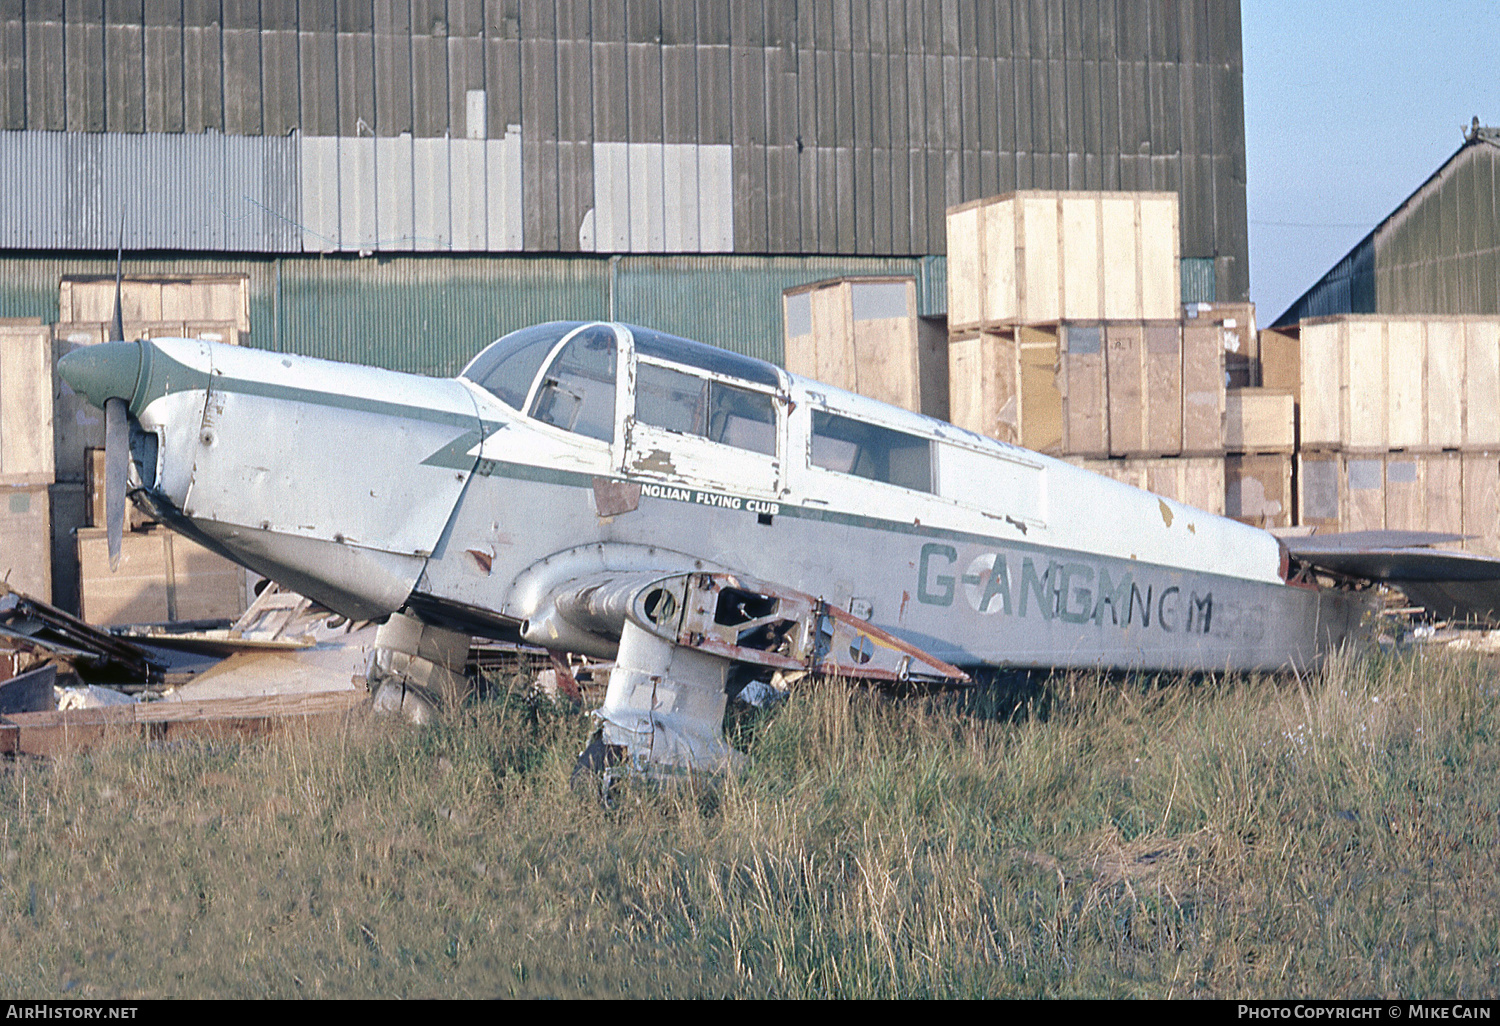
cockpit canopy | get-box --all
[460,322,786,448]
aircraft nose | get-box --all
[57,340,143,411]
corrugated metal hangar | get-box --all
[1277,123,1500,326]
[0,0,1250,370]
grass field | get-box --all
[2,647,1498,998]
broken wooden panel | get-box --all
[1223,388,1295,454]
[1017,325,1064,454]
[947,329,1019,446]
[1189,302,1258,388]
[1225,453,1292,529]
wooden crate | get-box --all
[1259,325,1301,400]
[1225,453,1292,529]
[77,526,251,626]
[1297,452,1465,535]
[1296,316,1500,452]
[59,275,250,332]
[1224,388,1295,453]
[0,483,52,601]
[1182,321,1227,454]
[1461,453,1500,555]
[949,320,1214,460]
[1187,302,1259,387]
[1068,456,1225,516]
[0,324,56,485]
[86,448,156,529]
[784,277,946,418]
[946,191,1181,330]
[1104,321,1184,457]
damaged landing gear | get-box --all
[368,611,473,724]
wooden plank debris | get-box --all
[0,689,368,758]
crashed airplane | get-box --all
[56,320,1500,774]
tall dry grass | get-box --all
[2,648,1498,997]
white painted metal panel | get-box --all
[339,136,378,253]
[299,136,342,252]
[936,442,1046,526]
[376,134,415,251]
[662,144,700,252]
[412,137,451,251]
[449,138,488,251]
[181,341,480,557]
[629,142,666,253]
[465,89,487,140]
[484,127,523,251]
[592,141,631,253]
[697,144,734,253]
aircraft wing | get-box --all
[530,567,968,775]
[1284,531,1500,624]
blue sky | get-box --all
[1241,1,1500,321]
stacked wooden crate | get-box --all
[1209,298,1295,529]
[1,320,57,600]
[944,190,1232,514]
[1268,316,1500,550]
[782,276,948,420]
[50,275,254,621]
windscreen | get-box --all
[461,322,584,409]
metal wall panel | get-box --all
[0,1,1249,289]
[0,131,301,252]
[143,2,184,134]
[298,24,339,136]
[221,0,263,135]
[103,2,144,133]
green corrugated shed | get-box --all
[0,252,944,375]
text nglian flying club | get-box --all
[58,321,1500,774]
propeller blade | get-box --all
[111,216,125,343]
[104,396,128,572]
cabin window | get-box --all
[530,325,617,442]
[636,362,777,456]
[461,321,584,410]
[810,411,932,492]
